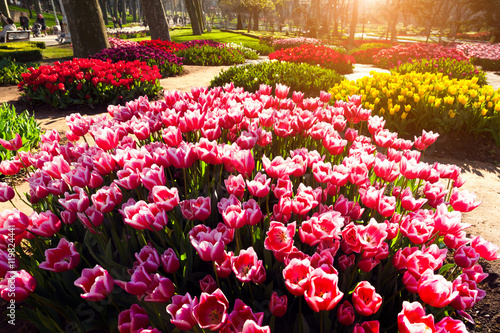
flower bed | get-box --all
[0,58,38,86]
[350,47,389,64]
[456,43,500,71]
[18,58,162,108]
[107,27,151,39]
[269,44,355,74]
[373,43,469,69]
[210,61,345,97]
[0,84,497,332]
[329,72,500,143]
[108,37,140,48]
[139,39,188,53]
[392,58,487,85]
[271,37,323,50]
[181,39,222,48]
[92,45,184,78]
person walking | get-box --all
[19,12,29,31]
[35,13,46,36]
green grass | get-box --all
[41,44,73,60]
[169,29,262,44]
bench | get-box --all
[2,31,31,43]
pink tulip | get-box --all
[115,265,153,296]
[224,298,264,332]
[166,292,199,331]
[91,183,123,214]
[180,196,211,221]
[77,206,104,233]
[450,189,481,212]
[61,166,91,188]
[352,281,382,316]
[264,221,295,256]
[0,160,22,176]
[231,247,262,283]
[39,238,80,272]
[27,210,61,238]
[233,149,255,178]
[304,268,343,312]
[140,165,166,191]
[120,199,156,230]
[215,250,234,278]
[414,129,439,150]
[282,258,312,296]
[470,235,499,261]
[225,174,246,199]
[134,244,161,273]
[143,274,175,302]
[200,274,217,294]
[269,292,287,317]
[161,248,180,274]
[418,269,458,308]
[0,270,36,302]
[118,304,150,333]
[193,289,229,331]
[58,187,90,213]
[353,320,380,333]
[93,127,120,151]
[337,300,355,326]
[0,182,15,202]
[397,301,435,333]
[189,225,225,264]
[0,133,22,151]
[74,265,114,301]
[240,320,271,333]
[167,142,198,169]
[66,113,90,137]
[454,246,480,268]
[275,83,290,99]
[196,138,222,164]
[115,167,141,190]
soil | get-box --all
[0,65,499,332]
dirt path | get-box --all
[1,64,499,331]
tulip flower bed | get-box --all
[373,43,469,69]
[271,37,322,50]
[329,72,500,144]
[139,40,188,53]
[269,44,355,74]
[392,58,487,85]
[210,61,345,98]
[0,83,498,333]
[0,103,41,162]
[456,43,500,71]
[107,27,151,39]
[92,45,184,78]
[350,48,390,65]
[176,45,246,66]
[108,37,140,49]
[18,58,162,108]
[181,39,222,48]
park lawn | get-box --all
[8,5,63,29]
[42,44,73,60]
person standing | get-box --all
[112,16,118,28]
[36,13,46,36]
[19,12,29,31]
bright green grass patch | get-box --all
[170,29,260,44]
[42,44,73,60]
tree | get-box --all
[61,0,110,58]
[140,0,171,40]
[99,0,109,25]
[347,0,358,50]
[466,0,500,42]
[184,0,203,35]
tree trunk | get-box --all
[247,13,251,32]
[0,0,10,27]
[131,0,136,21]
[253,9,259,31]
[193,0,204,31]
[236,13,243,30]
[140,0,171,40]
[347,0,358,50]
[184,0,202,35]
[25,0,33,19]
[34,0,42,14]
[61,0,109,58]
[121,0,126,23]
[114,0,118,18]
[100,0,109,25]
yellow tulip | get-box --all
[380,107,386,114]
[448,110,456,118]
[414,95,420,103]
[435,98,442,107]
[448,86,457,95]
[405,104,411,112]
[495,103,500,112]
[481,108,488,116]
[398,95,405,103]
[401,112,408,120]
[374,97,380,105]
[488,101,493,108]
[394,104,401,113]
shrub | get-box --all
[225,42,259,60]
[241,42,274,56]
[0,86,494,333]
[139,39,188,53]
[0,58,38,86]
[329,72,500,143]
[0,103,41,162]
[392,58,488,85]
[0,42,44,62]
[210,61,345,97]
[456,43,500,71]
[19,58,162,108]
[176,45,245,66]
[373,43,469,69]
[269,44,355,74]
[92,45,183,77]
